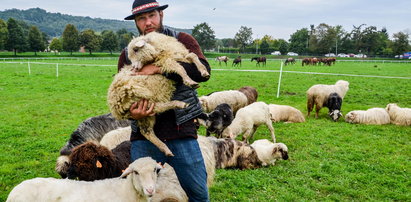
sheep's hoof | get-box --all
[165,152,174,157]
[201,71,210,78]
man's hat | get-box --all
[124,0,168,20]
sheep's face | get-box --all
[329,110,342,121]
[386,103,398,112]
[221,127,234,139]
[127,36,160,71]
[206,111,224,134]
[345,112,356,123]
[273,143,289,161]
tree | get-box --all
[49,37,62,54]
[28,26,45,55]
[62,24,79,55]
[6,18,27,56]
[192,22,216,51]
[391,31,409,55]
[117,29,134,50]
[0,19,8,50]
[234,26,253,52]
[259,40,270,54]
[101,30,118,54]
[79,29,101,55]
[288,28,309,54]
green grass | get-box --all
[0,59,410,201]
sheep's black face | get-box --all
[207,111,224,134]
[329,110,342,121]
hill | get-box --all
[0,8,192,37]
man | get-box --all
[117,0,211,201]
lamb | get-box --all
[66,141,131,181]
[56,113,130,178]
[250,139,289,166]
[7,157,188,202]
[386,103,411,126]
[197,103,234,137]
[268,104,305,123]
[127,32,209,88]
[345,108,390,125]
[199,90,249,113]
[326,92,343,121]
[306,80,349,118]
[221,101,276,143]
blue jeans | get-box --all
[131,138,209,202]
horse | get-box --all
[216,56,229,66]
[302,58,310,66]
[251,57,266,67]
[284,58,296,66]
[232,56,241,67]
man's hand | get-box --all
[131,64,162,76]
[130,99,156,120]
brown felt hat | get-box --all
[124,0,168,20]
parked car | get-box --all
[287,52,298,56]
[325,53,336,57]
[271,51,281,55]
[337,53,349,57]
[354,54,367,58]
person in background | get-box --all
[117,0,211,201]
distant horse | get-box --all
[232,56,242,67]
[216,56,229,66]
[284,58,296,66]
[251,57,266,67]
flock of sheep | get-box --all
[6,32,410,201]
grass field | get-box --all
[0,58,410,201]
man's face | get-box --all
[134,10,163,35]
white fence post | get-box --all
[276,62,284,98]
[56,63,59,77]
[28,62,31,75]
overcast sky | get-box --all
[1,0,410,40]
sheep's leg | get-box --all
[266,120,276,143]
[153,101,188,114]
[307,96,314,117]
[138,117,174,157]
[315,104,322,119]
[186,52,210,78]
[242,128,254,144]
[161,58,200,88]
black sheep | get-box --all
[198,103,234,138]
[326,92,343,121]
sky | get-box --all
[1,0,410,40]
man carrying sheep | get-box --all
[117,0,211,201]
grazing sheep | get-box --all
[197,103,234,138]
[326,92,343,121]
[199,90,249,113]
[250,139,289,166]
[67,141,131,181]
[127,32,209,88]
[238,86,258,104]
[100,126,131,150]
[268,104,305,123]
[386,103,411,126]
[7,157,187,202]
[56,113,130,178]
[306,80,349,118]
[222,102,276,143]
[345,108,390,125]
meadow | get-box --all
[0,58,410,201]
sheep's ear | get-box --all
[120,166,133,178]
[272,147,278,154]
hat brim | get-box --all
[124,5,168,20]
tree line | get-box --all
[192,23,410,57]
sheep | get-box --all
[7,157,187,202]
[345,108,390,125]
[56,113,130,178]
[99,126,131,150]
[326,92,343,121]
[268,104,305,123]
[199,90,249,113]
[127,31,209,88]
[66,141,131,181]
[221,102,276,143]
[306,80,349,118]
[250,139,289,166]
[386,103,411,126]
[238,86,258,104]
[197,103,234,138]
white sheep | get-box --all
[306,80,349,118]
[7,157,187,202]
[221,101,276,143]
[100,126,132,150]
[386,103,411,126]
[268,104,305,123]
[345,108,390,125]
[127,32,209,88]
[199,90,249,113]
[250,139,289,166]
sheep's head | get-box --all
[199,97,208,112]
[127,34,160,71]
[386,103,398,112]
[329,110,342,122]
[120,157,162,198]
[221,127,235,139]
[273,143,289,161]
[345,112,356,123]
